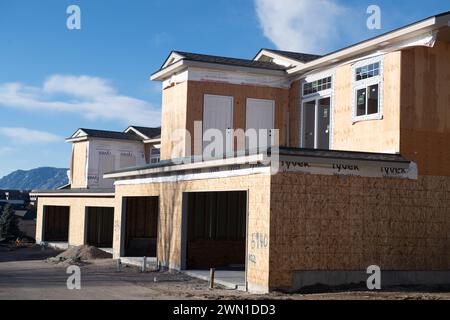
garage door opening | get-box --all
[86,207,114,248]
[43,206,70,242]
[124,197,158,257]
[184,191,247,270]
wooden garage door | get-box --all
[86,207,114,248]
[44,206,70,242]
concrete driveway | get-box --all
[1,246,450,300]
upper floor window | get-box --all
[303,76,332,96]
[150,146,160,164]
[352,57,383,122]
[355,62,380,81]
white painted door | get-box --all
[203,94,233,157]
[246,98,275,152]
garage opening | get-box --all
[185,191,247,270]
[43,206,70,242]
[124,197,158,257]
[86,207,114,248]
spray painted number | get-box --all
[251,233,268,249]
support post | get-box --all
[209,268,215,289]
[116,259,122,272]
[142,256,147,272]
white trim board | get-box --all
[114,166,271,186]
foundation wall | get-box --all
[36,196,115,246]
[113,172,272,293]
[270,172,450,289]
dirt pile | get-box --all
[48,245,112,264]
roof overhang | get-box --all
[150,59,287,81]
[65,129,88,143]
[104,153,265,179]
[254,49,305,68]
[287,13,450,75]
[124,126,150,140]
[30,189,115,197]
[143,138,161,144]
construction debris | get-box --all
[47,245,112,264]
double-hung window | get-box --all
[352,57,383,122]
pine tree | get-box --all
[0,204,21,240]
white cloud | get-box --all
[0,127,62,144]
[0,75,161,126]
[254,0,357,54]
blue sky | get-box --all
[0,0,449,177]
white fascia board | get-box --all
[288,16,439,75]
[115,166,271,186]
[151,59,287,82]
[124,126,150,140]
[161,52,185,69]
[65,136,88,143]
[30,192,115,197]
[143,138,161,144]
[103,153,265,179]
[254,49,303,67]
[151,60,186,81]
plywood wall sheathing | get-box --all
[400,40,450,176]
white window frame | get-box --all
[352,56,384,122]
[150,145,160,164]
[300,69,335,149]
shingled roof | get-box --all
[164,51,289,71]
[67,128,142,141]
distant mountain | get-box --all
[0,167,69,190]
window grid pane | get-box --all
[303,76,332,95]
[367,84,379,115]
[356,62,379,81]
[356,88,367,116]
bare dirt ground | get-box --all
[1,245,450,300]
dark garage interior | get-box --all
[86,207,114,248]
[43,206,70,242]
[185,191,247,269]
[124,196,159,257]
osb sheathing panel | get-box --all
[35,196,115,246]
[400,41,450,176]
[71,142,88,188]
[160,82,188,160]
[332,52,401,153]
[269,173,450,288]
[185,81,290,155]
[288,80,301,147]
[114,173,271,290]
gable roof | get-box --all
[125,126,161,140]
[164,51,289,71]
[66,128,142,142]
[151,50,290,80]
[255,49,322,63]
[153,11,450,81]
